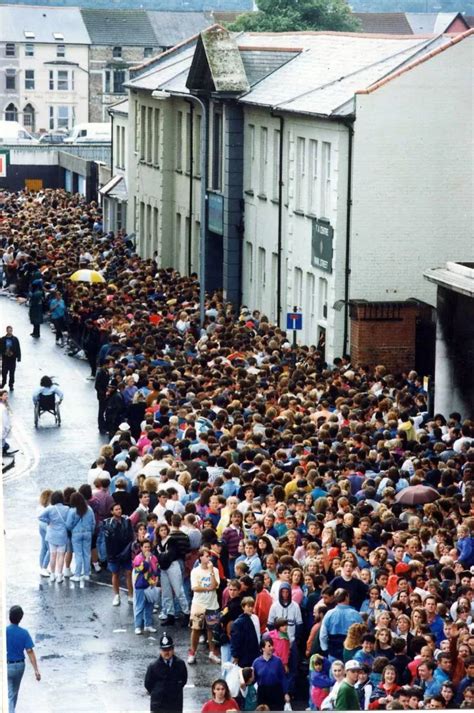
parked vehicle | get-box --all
[0,120,38,145]
[38,130,68,144]
[63,123,111,144]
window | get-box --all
[153,108,160,166]
[23,103,35,131]
[319,277,328,320]
[246,123,255,191]
[49,106,54,130]
[258,127,268,196]
[57,105,70,129]
[25,43,34,57]
[295,137,306,211]
[6,70,16,90]
[140,105,146,161]
[49,71,54,90]
[140,201,145,250]
[194,113,201,176]
[115,125,121,168]
[146,106,153,163]
[246,242,254,284]
[25,70,35,90]
[309,139,318,214]
[176,111,183,170]
[153,207,159,249]
[321,142,331,217]
[113,46,122,58]
[306,272,316,322]
[185,112,192,173]
[5,43,15,57]
[146,204,152,249]
[57,44,65,58]
[5,103,18,121]
[144,47,153,58]
[105,68,126,94]
[211,110,222,190]
[272,128,280,200]
[258,247,266,289]
[57,70,69,90]
[294,267,303,310]
[121,126,125,168]
[175,212,182,247]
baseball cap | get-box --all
[345,660,362,672]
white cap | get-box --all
[345,660,362,672]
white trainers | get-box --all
[135,628,143,635]
[144,626,157,633]
[63,568,72,577]
[82,575,90,581]
[208,652,221,664]
[112,594,120,606]
[56,574,64,583]
[70,575,81,582]
[40,568,50,577]
[187,651,196,664]
[49,572,56,582]
[199,634,206,644]
[93,562,101,573]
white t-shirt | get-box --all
[190,564,220,611]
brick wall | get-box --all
[350,302,418,372]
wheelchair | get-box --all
[34,393,61,428]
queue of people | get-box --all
[2,188,474,711]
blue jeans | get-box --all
[39,524,50,569]
[96,524,106,562]
[160,560,189,618]
[71,533,92,576]
[8,661,25,713]
[134,588,153,628]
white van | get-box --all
[0,120,38,145]
[63,123,111,144]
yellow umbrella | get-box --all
[70,269,106,284]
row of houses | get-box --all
[0,4,239,131]
[100,23,473,374]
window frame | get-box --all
[6,43,16,57]
[25,43,34,57]
[5,69,16,91]
[24,69,35,90]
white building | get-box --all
[124,26,473,368]
[0,5,90,133]
[100,98,129,234]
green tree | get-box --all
[228,0,360,33]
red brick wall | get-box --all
[350,303,418,372]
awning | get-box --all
[99,175,127,201]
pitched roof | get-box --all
[147,11,213,48]
[0,5,90,44]
[187,26,249,93]
[127,28,468,117]
[405,12,468,34]
[353,13,413,35]
[80,9,158,46]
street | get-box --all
[2,295,214,713]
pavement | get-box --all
[1,294,221,713]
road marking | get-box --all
[2,414,40,484]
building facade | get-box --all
[100,99,129,233]
[124,26,473,367]
[0,5,90,132]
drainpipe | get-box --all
[342,119,354,357]
[186,100,194,277]
[109,110,114,177]
[271,110,284,328]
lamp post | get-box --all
[152,89,207,327]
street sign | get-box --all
[311,217,333,273]
[207,191,224,235]
[286,312,303,331]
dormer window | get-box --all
[113,46,122,58]
[53,33,64,41]
[24,31,35,39]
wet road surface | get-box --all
[2,295,220,713]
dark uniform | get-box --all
[0,330,21,390]
[145,634,188,713]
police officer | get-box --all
[0,326,21,391]
[144,632,188,713]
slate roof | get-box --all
[353,13,413,35]
[0,5,90,44]
[147,11,213,48]
[127,29,468,117]
[405,12,467,34]
[80,9,158,47]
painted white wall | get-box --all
[241,105,349,362]
[351,36,474,307]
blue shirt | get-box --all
[252,654,288,692]
[7,624,34,661]
[319,605,363,652]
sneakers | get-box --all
[70,575,82,582]
[63,568,72,578]
[112,594,120,606]
[187,651,196,664]
[208,652,221,664]
[127,595,134,604]
[49,572,56,582]
[93,562,101,573]
[40,568,50,577]
[199,633,206,644]
[83,575,90,581]
[56,574,64,584]
[144,626,157,633]
[135,628,143,635]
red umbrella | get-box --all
[395,485,440,506]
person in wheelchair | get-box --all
[33,375,63,413]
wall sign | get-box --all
[311,218,333,273]
[207,191,224,235]
[0,150,9,178]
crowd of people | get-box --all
[2,188,474,711]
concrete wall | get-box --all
[241,105,349,361]
[351,36,474,307]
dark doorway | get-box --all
[415,309,436,377]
